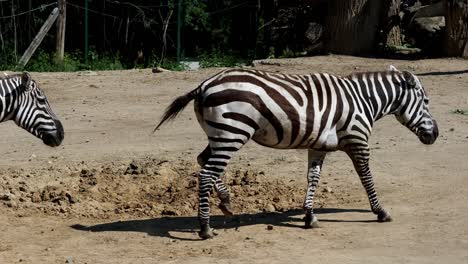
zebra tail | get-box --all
[153,87,200,133]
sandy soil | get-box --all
[0,55,467,264]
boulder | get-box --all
[407,16,445,56]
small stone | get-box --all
[265,204,276,213]
[80,169,89,176]
[324,187,332,193]
[6,200,17,208]
[65,256,74,264]
[152,67,170,73]
[266,225,274,230]
[161,208,178,216]
[65,192,77,204]
[449,128,455,132]
[232,178,242,186]
[188,179,197,188]
[31,192,42,203]
[0,193,13,201]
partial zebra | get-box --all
[0,72,64,147]
[155,65,438,239]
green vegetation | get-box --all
[198,49,249,68]
[0,49,253,73]
[452,109,468,116]
[0,49,125,72]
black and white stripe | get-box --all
[155,65,438,239]
[0,72,64,147]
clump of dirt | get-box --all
[0,157,341,219]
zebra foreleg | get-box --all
[197,145,233,216]
[346,145,392,222]
[303,150,326,229]
[197,150,234,239]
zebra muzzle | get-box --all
[42,120,64,147]
[418,120,438,145]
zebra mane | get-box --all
[345,70,397,79]
[0,72,22,81]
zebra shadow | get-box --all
[417,69,468,76]
[70,207,371,241]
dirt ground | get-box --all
[0,55,467,264]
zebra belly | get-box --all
[200,101,280,147]
[251,127,288,148]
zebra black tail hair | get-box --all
[153,87,200,132]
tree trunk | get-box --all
[444,0,468,57]
[325,0,386,55]
[385,0,402,47]
[56,0,66,65]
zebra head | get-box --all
[14,72,64,147]
[391,67,438,145]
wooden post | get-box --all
[56,0,66,65]
[17,7,59,69]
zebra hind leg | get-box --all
[197,145,233,217]
[197,147,238,239]
[346,145,392,222]
[303,150,326,229]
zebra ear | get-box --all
[21,72,32,89]
[403,71,417,88]
[388,65,399,72]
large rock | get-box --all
[413,1,444,19]
[413,16,445,33]
[407,16,445,56]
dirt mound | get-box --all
[0,157,339,219]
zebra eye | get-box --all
[36,97,47,104]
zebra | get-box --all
[154,65,438,239]
[0,72,64,147]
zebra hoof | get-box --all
[218,203,234,217]
[304,214,319,229]
[377,210,392,222]
[198,227,217,239]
